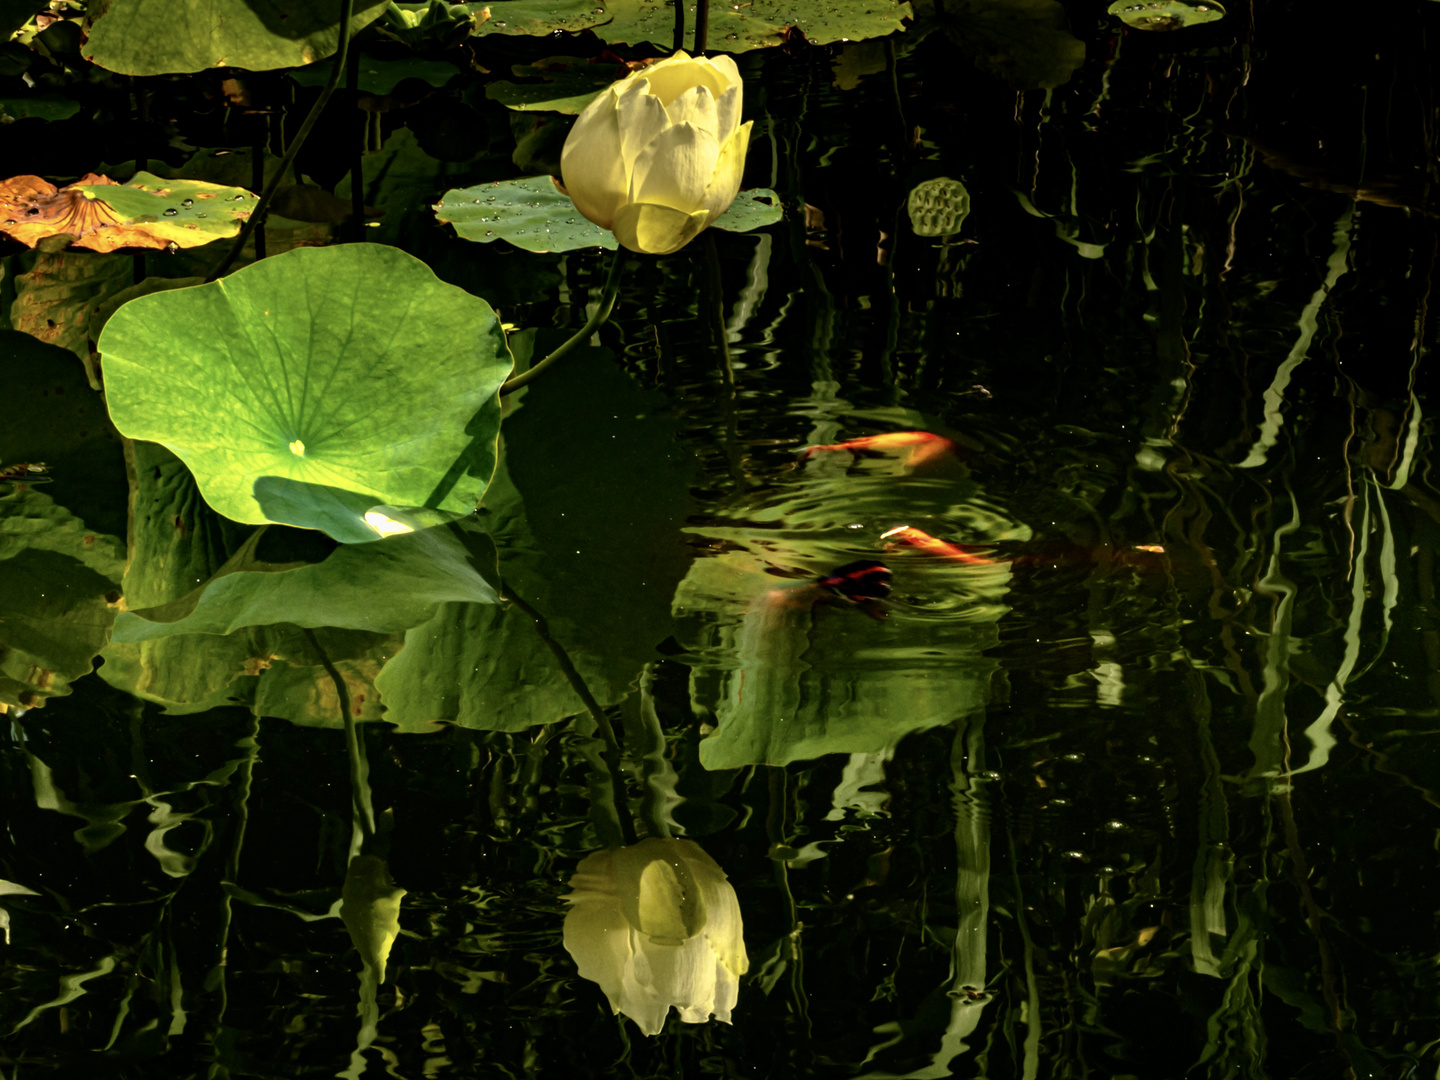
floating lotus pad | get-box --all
[0,172,258,252]
[98,244,511,536]
[437,179,781,253]
[1107,0,1224,30]
[466,0,913,51]
[82,0,391,76]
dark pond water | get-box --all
[2,2,1439,1077]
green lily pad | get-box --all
[437,179,782,253]
[467,0,608,37]
[82,0,392,76]
[290,55,459,94]
[1107,0,1224,29]
[714,190,783,233]
[0,93,80,120]
[98,244,511,536]
[375,349,694,731]
[437,175,615,252]
[73,172,259,249]
[595,0,914,51]
[485,57,628,114]
[112,520,496,643]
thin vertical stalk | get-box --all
[206,0,357,281]
[502,583,638,846]
[693,0,710,54]
[347,45,365,243]
[672,0,685,53]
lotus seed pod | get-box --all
[907,177,971,238]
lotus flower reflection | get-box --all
[562,838,748,1035]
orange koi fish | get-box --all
[880,525,999,566]
[802,431,956,467]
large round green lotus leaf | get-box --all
[82,0,391,76]
[98,244,511,535]
[1106,0,1224,29]
[437,179,782,252]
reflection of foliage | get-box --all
[911,0,1086,88]
[0,490,124,707]
[377,350,693,731]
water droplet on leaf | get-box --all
[163,208,179,216]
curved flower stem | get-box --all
[500,247,627,396]
[205,0,357,283]
[304,626,376,847]
[502,582,639,846]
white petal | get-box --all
[714,84,741,143]
[630,122,720,211]
[641,56,730,108]
[562,884,635,1020]
[700,121,753,225]
[676,839,749,978]
[560,89,627,228]
[634,933,717,1015]
[612,203,710,255]
[703,53,744,93]
[614,89,672,171]
[665,84,719,137]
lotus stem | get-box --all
[672,0,686,53]
[205,0,358,282]
[304,626,376,844]
[501,582,639,846]
[693,0,710,54]
[500,247,626,395]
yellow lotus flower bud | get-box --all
[559,52,754,256]
[562,837,749,1035]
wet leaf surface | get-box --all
[98,244,511,534]
[0,172,258,252]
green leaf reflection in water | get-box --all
[98,441,489,726]
[98,244,511,538]
[112,520,494,642]
[0,491,124,708]
[678,435,1028,769]
[376,349,693,732]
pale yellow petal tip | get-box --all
[364,511,414,538]
[288,439,305,457]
